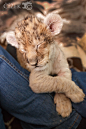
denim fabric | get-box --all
[0,108,6,129]
[0,46,82,129]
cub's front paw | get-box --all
[66,83,85,103]
[54,93,72,117]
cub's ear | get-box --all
[44,13,63,35]
[6,31,18,48]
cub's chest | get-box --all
[47,57,60,76]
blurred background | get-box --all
[0,0,86,129]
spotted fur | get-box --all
[15,16,54,71]
[6,14,85,118]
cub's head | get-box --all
[6,13,63,71]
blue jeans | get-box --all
[0,46,84,129]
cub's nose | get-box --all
[28,58,38,66]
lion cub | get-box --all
[6,13,85,117]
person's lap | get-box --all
[0,45,83,129]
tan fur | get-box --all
[6,15,85,117]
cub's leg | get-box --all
[54,93,72,117]
[29,70,85,103]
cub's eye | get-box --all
[37,42,46,50]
